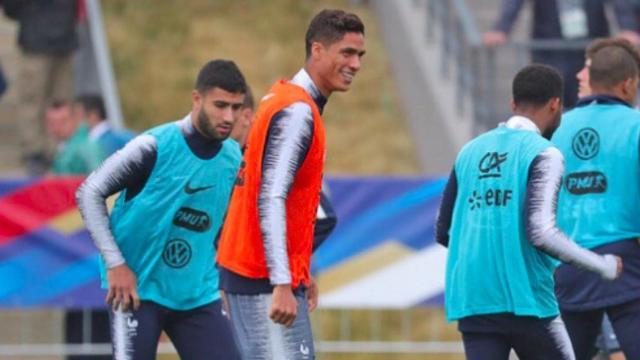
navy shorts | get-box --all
[459,313,574,360]
[561,298,640,360]
[108,299,240,360]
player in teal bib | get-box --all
[551,38,640,360]
[448,121,556,320]
[436,65,620,360]
[77,60,247,359]
[106,121,240,310]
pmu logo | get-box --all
[565,171,607,195]
[173,207,211,232]
[572,128,600,160]
[478,152,508,179]
[468,189,513,210]
[163,239,192,268]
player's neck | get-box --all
[512,110,544,134]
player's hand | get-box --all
[106,264,140,312]
[601,255,623,281]
[270,284,298,327]
[614,256,623,279]
[306,278,319,312]
[483,31,507,47]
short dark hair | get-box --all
[48,98,70,110]
[195,59,247,95]
[512,64,563,107]
[305,9,364,58]
[242,85,254,111]
[589,42,640,89]
[75,94,107,120]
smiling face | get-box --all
[191,87,245,141]
[310,32,366,96]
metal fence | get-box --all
[0,308,464,358]
[423,0,591,132]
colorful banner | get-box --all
[0,176,447,309]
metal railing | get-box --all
[0,308,464,358]
[423,0,591,132]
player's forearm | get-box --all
[259,195,291,285]
[76,173,125,269]
[525,148,615,277]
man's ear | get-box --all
[192,89,202,108]
[310,41,325,61]
[510,99,517,113]
[548,97,561,113]
[623,77,638,95]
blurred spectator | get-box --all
[229,86,255,148]
[45,99,104,175]
[483,0,640,108]
[3,0,78,174]
[73,94,135,156]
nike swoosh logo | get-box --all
[184,182,214,194]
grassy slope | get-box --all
[102,0,420,175]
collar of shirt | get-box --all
[290,68,328,114]
[181,113,222,151]
[575,94,632,108]
[88,121,110,141]
[181,114,198,137]
[500,115,541,134]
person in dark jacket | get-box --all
[3,0,78,175]
[483,0,640,109]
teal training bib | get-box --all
[553,103,640,249]
[101,122,241,310]
[446,126,558,321]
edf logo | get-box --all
[468,189,513,211]
[572,128,600,160]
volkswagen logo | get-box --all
[162,239,192,268]
[572,128,600,160]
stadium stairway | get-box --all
[369,0,531,175]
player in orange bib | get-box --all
[217,9,365,359]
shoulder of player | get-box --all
[532,146,564,171]
[271,102,314,129]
